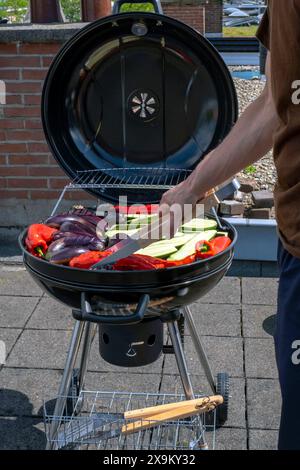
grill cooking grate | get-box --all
[69,168,192,190]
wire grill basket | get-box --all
[44,391,216,450]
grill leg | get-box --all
[46,320,85,450]
[78,322,97,392]
[167,320,208,450]
[184,306,216,394]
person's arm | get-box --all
[160,53,279,209]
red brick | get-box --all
[0,56,41,68]
[0,166,28,176]
[0,189,29,198]
[6,129,45,142]
[27,142,49,153]
[0,44,18,54]
[0,178,6,188]
[9,154,49,165]
[42,56,54,67]
[29,167,64,177]
[30,189,61,200]
[19,43,61,55]
[0,131,5,140]
[0,119,24,129]
[0,69,20,80]
[24,95,41,106]
[0,155,7,165]
[7,178,48,189]
[49,178,69,189]
[0,143,27,153]
[6,82,42,94]
[25,119,43,129]
[22,69,47,81]
[5,107,41,118]
[5,95,23,105]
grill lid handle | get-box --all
[112,0,163,14]
[76,292,149,325]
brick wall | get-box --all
[0,41,80,205]
[162,4,205,32]
[162,0,223,34]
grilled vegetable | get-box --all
[45,214,97,232]
[49,247,91,265]
[168,230,217,261]
[113,254,167,271]
[69,251,113,269]
[46,236,106,261]
[181,218,217,233]
[195,236,232,260]
[25,224,58,258]
[136,245,177,259]
[59,221,96,236]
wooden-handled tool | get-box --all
[121,395,223,435]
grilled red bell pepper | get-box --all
[164,254,196,267]
[196,237,231,260]
[113,254,166,271]
[69,250,113,269]
[25,224,58,258]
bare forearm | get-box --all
[188,86,279,198]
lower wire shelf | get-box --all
[44,391,216,450]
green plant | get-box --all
[0,0,28,22]
[61,0,81,22]
[119,2,154,12]
[244,165,257,175]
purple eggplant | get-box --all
[49,246,91,265]
[45,214,97,232]
[68,208,104,226]
[59,221,96,236]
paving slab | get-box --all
[163,336,244,378]
[245,338,278,379]
[26,297,74,330]
[85,372,161,394]
[247,378,281,430]
[0,328,22,359]
[160,375,246,429]
[242,305,276,338]
[242,278,278,305]
[0,367,61,417]
[0,267,42,297]
[200,277,241,305]
[215,428,247,450]
[0,296,39,328]
[249,430,278,450]
[6,329,72,369]
[0,416,45,450]
[189,303,241,337]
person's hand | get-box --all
[159,181,204,238]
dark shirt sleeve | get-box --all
[256,9,270,50]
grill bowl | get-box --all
[19,217,237,314]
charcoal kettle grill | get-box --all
[19,0,239,450]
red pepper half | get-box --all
[25,224,58,258]
[163,254,196,267]
[211,236,232,253]
[113,254,166,271]
[69,250,113,269]
[195,237,231,260]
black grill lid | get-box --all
[42,12,238,204]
